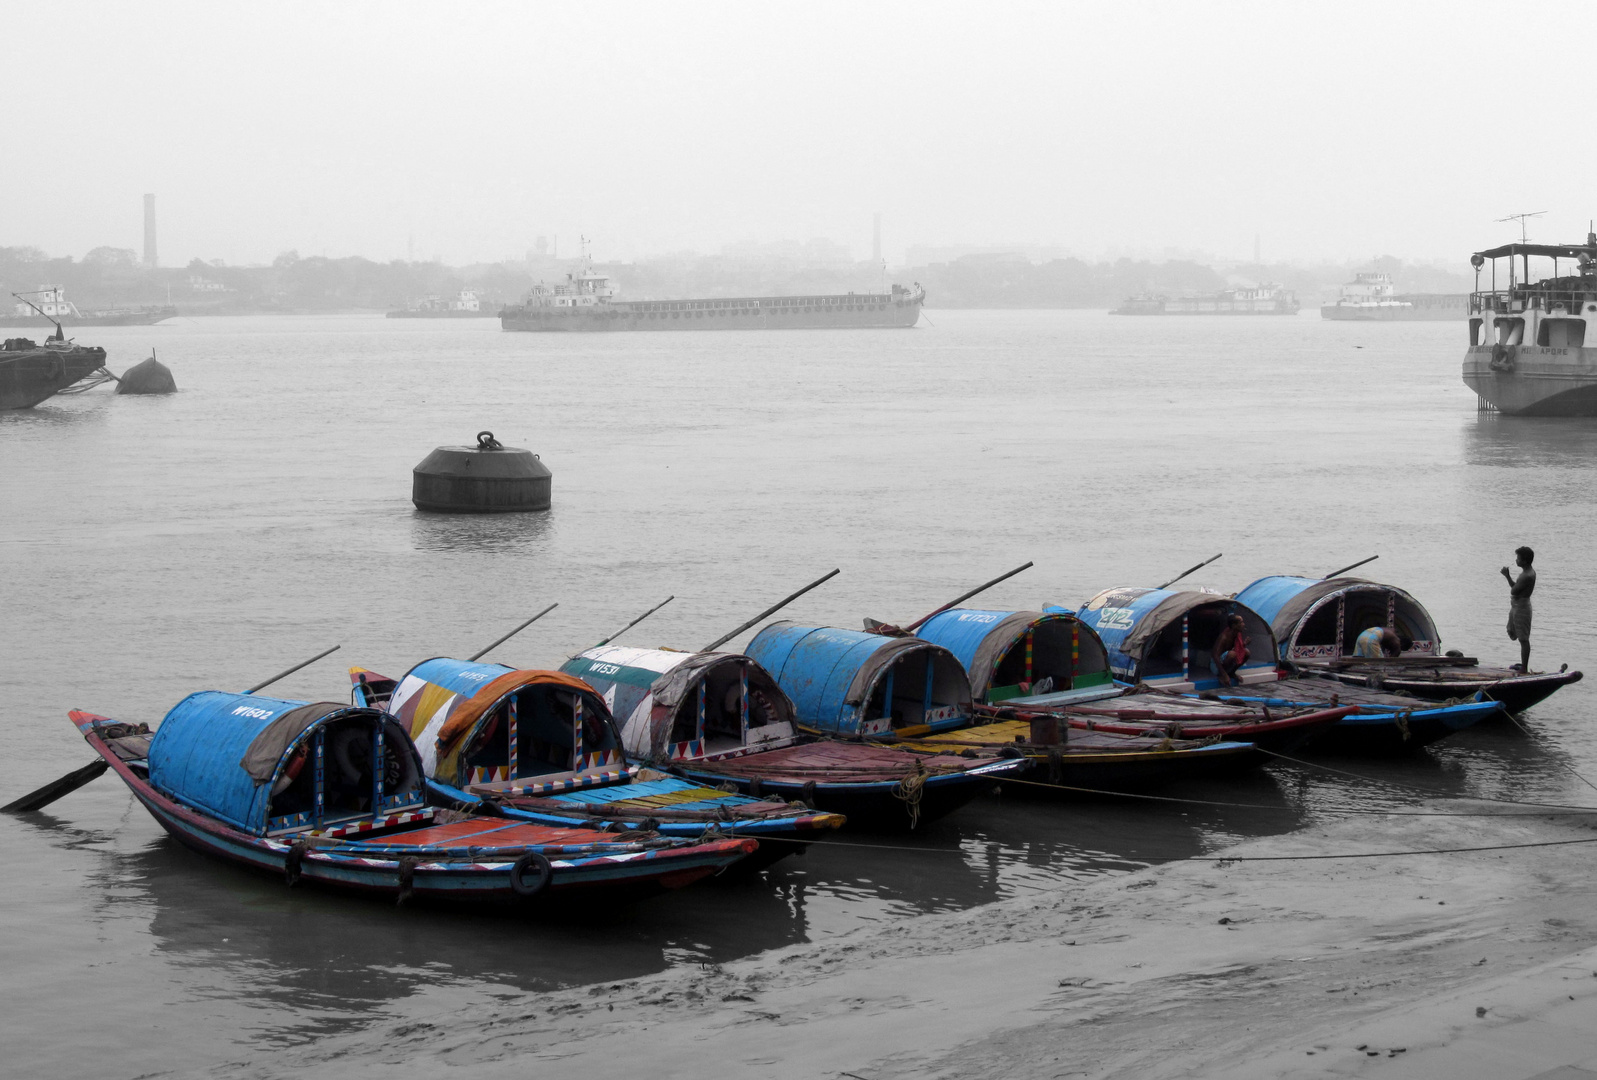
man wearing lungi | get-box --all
[1501,546,1536,672]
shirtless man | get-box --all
[1211,614,1249,687]
[1501,546,1536,672]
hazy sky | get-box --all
[7,1,1593,268]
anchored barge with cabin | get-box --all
[500,266,925,332]
[1463,236,1597,415]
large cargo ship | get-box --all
[1464,236,1597,415]
[1112,284,1299,316]
[1320,272,1466,320]
[0,285,175,328]
[499,267,924,331]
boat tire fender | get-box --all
[396,856,420,906]
[284,840,310,887]
[509,852,553,898]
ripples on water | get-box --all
[2,311,1593,1073]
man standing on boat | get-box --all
[1501,546,1536,672]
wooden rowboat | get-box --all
[70,695,755,906]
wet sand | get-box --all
[202,801,1597,1079]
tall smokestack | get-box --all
[872,212,882,263]
[143,194,157,268]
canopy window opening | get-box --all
[1538,317,1587,348]
[267,714,421,832]
[666,662,793,755]
[462,685,617,785]
[863,649,966,730]
[1293,590,1438,657]
[988,620,1113,701]
[1139,605,1272,681]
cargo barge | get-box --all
[500,267,924,332]
[1112,284,1299,315]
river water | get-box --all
[2,310,1593,1077]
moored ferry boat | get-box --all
[0,285,175,328]
[1112,283,1299,315]
[1320,272,1466,321]
[499,266,925,331]
[1464,236,1597,415]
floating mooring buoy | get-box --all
[412,430,552,513]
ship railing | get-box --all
[1470,288,1597,316]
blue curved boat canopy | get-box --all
[746,621,972,736]
[147,692,421,836]
[1076,587,1278,689]
[1235,575,1441,660]
[915,608,1114,702]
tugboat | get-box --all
[0,294,109,410]
[1320,272,1466,321]
[1464,235,1597,415]
[500,261,925,332]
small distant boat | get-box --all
[386,289,494,318]
[1112,284,1299,316]
[351,660,841,866]
[71,694,754,905]
[1075,586,1504,753]
[563,640,1017,831]
[1236,574,1582,713]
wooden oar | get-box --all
[468,603,558,662]
[1158,553,1222,591]
[243,644,342,694]
[1323,555,1378,579]
[6,643,346,815]
[1,760,109,814]
[901,561,1034,632]
[591,595,674,649]
[702,568,842,652]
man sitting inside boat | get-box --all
[1353,626,1413,659]
[1211,614,1249,687]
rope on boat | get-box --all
[54,367,118,395]
[892,759,928,829]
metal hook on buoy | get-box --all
[476,430,503,450]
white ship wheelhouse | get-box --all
[1468,240,1597,350]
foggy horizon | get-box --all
[7,1,1595,270]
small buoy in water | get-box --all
[115,352,177,395]
[412,430,552,513]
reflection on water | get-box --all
[1463,414,1597,468]
[410,507,555,554]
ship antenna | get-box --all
[1496,211,1547,244]
[11,290,64,342]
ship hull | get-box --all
[501,295,923,332]
[1463,345,1597,416]
[0,345,108,409]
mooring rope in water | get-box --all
[1502,712,1597,796]
[1256,748,1597,813]
[990,773,1597,816]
